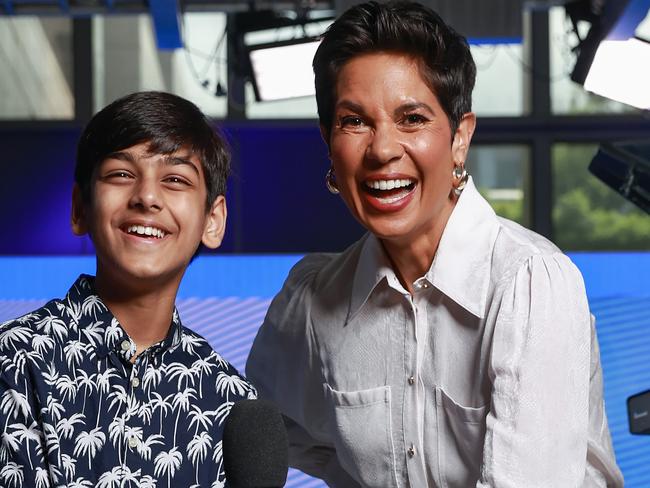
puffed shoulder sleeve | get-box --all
[246,254,359,486]
[246,254,330,420]
[479,252,597,487]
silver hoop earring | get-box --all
[326,167,339,195]
[452,164,469,196]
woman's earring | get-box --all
[326,167,340,194]
[452,163,469,196]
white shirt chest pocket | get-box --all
[323,383,399,488]
[435,386,488,488]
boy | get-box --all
[0,91,255,487]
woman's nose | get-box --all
[365,122,404,164]
[129,178,162,211]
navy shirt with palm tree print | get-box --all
[0,275,256,488]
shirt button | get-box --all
[408,376,415,385]
[414,278,431,290]
[121,340,131,352]
[408,445,416,457]
[128,437,139,449]
[131,377,140,388]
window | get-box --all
[0,16,73,119]
[552,143,650,250]
[92,13,228,117]
[472,43,525,116]
[468,144,531,226]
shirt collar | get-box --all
[63,274,184,360]
[348,177,499,320]
[426,177,499,318]
[348,234,399,321]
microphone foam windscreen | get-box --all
[223,399,289,488]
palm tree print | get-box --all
[0,325,31,350]
[137,433,164,461]
[1,431,20,463]
[31,334,55,356]
[10,420,43,469]
[2,389,30,429]
[154,447,183,488]
[187,431,212,485]
[61,453,76,479]
[73,427,106,470]
[140,475,158,488]
[35,312,68,343]
[57,413,85,440]
[172,388,197,446]
[0,461,24,488]
[150,392,173,435]
[68,478,93,488]
[0,275,256,487]
[34,466,50,488]
[55,374,78,403]
[75,370,96,415]
[96,466,122,488]
[215,371,251,400]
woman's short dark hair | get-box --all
[313,0,476,140]
[75,91,230,210]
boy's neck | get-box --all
[94,273,180,358]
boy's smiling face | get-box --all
[71,141,226,292]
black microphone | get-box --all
[223,399,289,488]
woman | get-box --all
[247,1,623,486]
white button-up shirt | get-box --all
[246,179,623,487]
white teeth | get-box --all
[367,179,414,190]
[127,225,166,238]
[376,193,409,204]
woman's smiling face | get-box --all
[326,52,474,249]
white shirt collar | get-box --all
[348,177,499,321]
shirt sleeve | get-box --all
[0,350,51,487]
[246,254,361,487]
[478,252,601,487]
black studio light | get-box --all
[589,140,650,214]
[232,8,334,102]
[568,0,650,110]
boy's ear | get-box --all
[71,184,89,236]
[319,124,331,156]
[202,195,227,250]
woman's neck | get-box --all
[380,204,455,294]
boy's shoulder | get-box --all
[174,325,257,400]
[0,298,67,355]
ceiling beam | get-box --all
[149,0,183,50]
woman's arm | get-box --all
[246,254,361,487]
[478,253,621,487]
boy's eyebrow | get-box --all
[163,155,201,177]
[105,151,136,163]
[103,150,201,176]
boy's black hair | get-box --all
[75,91,230,210]
[313,0,476,141]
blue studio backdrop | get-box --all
[0,124,649,486]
